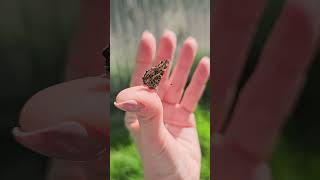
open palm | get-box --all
[213,0,320,179]
[115,30,210,180]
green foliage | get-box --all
[110,145,143,180]
[195,107,211,179]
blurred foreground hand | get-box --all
[11,0,109,179]
[213,0,320,179]
[12,76,109,179]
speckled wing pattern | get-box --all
[142,60,169,89]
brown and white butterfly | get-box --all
[142,60,169,89]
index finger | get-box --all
[130,31,156,87]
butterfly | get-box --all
[142,60,169,89]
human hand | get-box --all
[12,0,110,179]
[12,76,109,179]
[115,31,210,180]
[213,0,320,179]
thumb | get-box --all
[115,86,167,144]
[12,121,107,161]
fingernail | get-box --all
[114,100,144,112]
[12,121,106,161]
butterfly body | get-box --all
[142,60,169,89]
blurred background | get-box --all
[110,0,210,179]
[230,0,320,179]
[0,0,84,179]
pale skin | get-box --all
[114,31,210,180]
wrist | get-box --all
[144,163,200,180]
[145,172,199,180]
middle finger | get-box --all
[163,37,198,104]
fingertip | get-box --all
[12,122,106,161]
[140,30,156,49]
[115,86,138,103]
[184,36,198,52]
[142,30,152,37]
[179,37,198,60]
[141,30,156,45]
[115,86,160,110]
[195,57,210,83]
[200,57,211,73]
[162,29,177,46]
[116,86,155,102]
[114,100,143,112]
[155,30,177,64]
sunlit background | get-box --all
[110,0,210,179]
